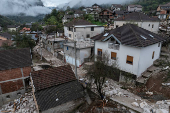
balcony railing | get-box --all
[108,43,120,50]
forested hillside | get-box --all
[0,15,15,27]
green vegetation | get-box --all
[0,15,15,27]
[43,9,64,33]
[7,15,44,24]
[83,14,106,26]
[13,33,36,49]
[31,22,43,31]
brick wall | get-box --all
[0,67,31,94]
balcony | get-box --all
[108,43,120,50]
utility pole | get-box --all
[74,41,78,80]
[38,29,42,60]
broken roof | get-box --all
[35,80,84,111]
[91,24,167,47]
[64,19,95,27]
[115,12,160,22]
[0,48,32,71]
[31,65,76,91]
[31,65,84,111]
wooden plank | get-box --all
[0,76,29,84]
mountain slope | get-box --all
[0,15,15,27]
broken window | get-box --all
[116,25,119,28]
[111,52,117,60]
[91,27,94,31]
[152,51,155,59]
[98,48,102,56]
[86,34,90,38]
[126,55,133,65]
[69,34,71,37]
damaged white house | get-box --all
[91,24,167,78]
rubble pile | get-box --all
[82,78,170,113]
[0,92,38,113]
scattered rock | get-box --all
[131,102,139,107]
[117,92,123,96]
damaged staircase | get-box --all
[136,51,168,84]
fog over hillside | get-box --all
[0,0,51,16]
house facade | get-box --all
[99,9,114,22]
[7,25,17,32]
[127,5,142,12]
[0,48,32,106]
[157,2,170,20]
[64,19,104,41]
[91,24,166,78]
[114,12,160,33]
[64,41,94,67]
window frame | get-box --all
[97,48,102,56]
[111,52,117,60]
[91,27,94,31]
[152,51,155,59]
[126,55,133,65]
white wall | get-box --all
[80,48,91,63]
[114,21,160,33]
[138,43,161,75]
[64,26,104,40]
[128,6,142,12]
[94,40,162,77]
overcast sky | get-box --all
[42,0,70,7]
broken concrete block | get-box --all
[140,101,148,108]
[146,91,153,95]
[131,102,139,107]
[156,109,168,113]
[156,101,164,105]
[117,92,123,96]
[143,108,150,113]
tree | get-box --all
[86,52,119,99]
[13,33,35,49]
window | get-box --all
[69,34,71,37]
[67,46,69,50]
[152,24,154,28]
[98,48,102,56]
[107,12,109,14]
[148,24,150,27]
[152,51,155,59]
[91,27,94,31]
[111,52,117,60]
[69,27,71,31]
[126,55,133,65]
[51,43,52,45]
[74,28,76,32]
[158,43,160,47]
[116,25,119,28]
[86,34,90,38]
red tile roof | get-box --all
[31,65,76,91]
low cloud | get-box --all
[0,0,51,16]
